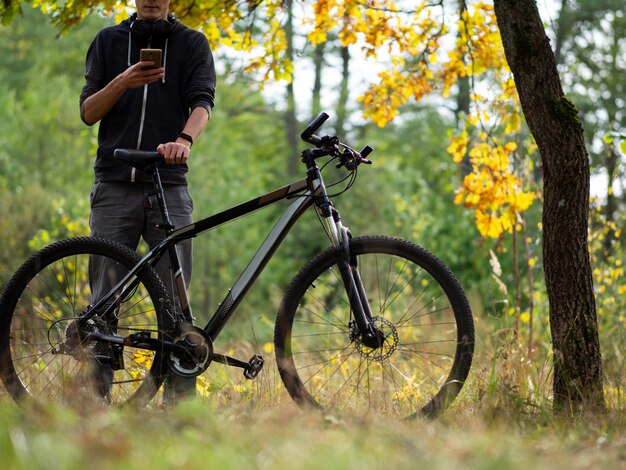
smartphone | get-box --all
[140,48,162,68]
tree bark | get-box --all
[284,0,299,176]
[456,0,470,125]
[311,42,325,117]
[493,0,605,413]
[335,45,350,138]
[602,146,618,255]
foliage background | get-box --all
[0,2,624,450]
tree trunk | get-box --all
[493,0,605,413]
[311,42,325,117]
[602,145,618,255]
[456,0,470,125]
[284,0,299,176]
[456,0,471,176]
[552,0,570,66]
[335,45,350,138]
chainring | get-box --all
[167,323,213,378]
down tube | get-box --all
[204,193,315,339]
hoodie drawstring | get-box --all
[162,38,168,83]
[127,31,167,84]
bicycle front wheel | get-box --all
[275,236,474,418]
[0,237,174,407]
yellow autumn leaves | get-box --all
[63,0,537,239]
[353,2,538,241]
[449,128,535,238]
[354,2,508,127]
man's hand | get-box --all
[119,61,164,89]
[157,139,191,165]
[81,61,164,125]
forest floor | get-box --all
[0,380,624,470]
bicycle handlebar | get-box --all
[301,112,373,169]
[301,112,329,146]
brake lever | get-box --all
[344,157,373,170]
[335,143,374,170]
[336,154,372,170]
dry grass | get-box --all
[0,389,624,470]
[1,340,624,470]
[0,302,623,469]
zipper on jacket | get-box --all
[136,84,149,150]
[133,37,152,183]
[132,84,148,183]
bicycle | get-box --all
[0,113,474,418]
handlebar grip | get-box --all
[360,146,374,159]
[301,112,330,144]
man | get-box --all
[80,0,216,402]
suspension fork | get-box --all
[320,206,384,349]
[304,148,383,349]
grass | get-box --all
[0,393,624,470]
[0,349,624,470]
[0,299,624,469]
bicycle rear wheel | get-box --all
[275,236,474,418]
[0,237,174,407]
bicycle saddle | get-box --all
[114,149,163,168]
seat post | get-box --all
[150,165,175,235]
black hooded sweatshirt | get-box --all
[80,16,216,185]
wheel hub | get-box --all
[350,317,398,361]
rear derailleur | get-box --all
[52,314,125,370]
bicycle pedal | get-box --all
[243,354,264,380]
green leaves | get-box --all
[0,0,22,26]
[602,132,626,154]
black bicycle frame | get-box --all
[85,172,318,342]
[86,148,376,350]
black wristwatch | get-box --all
[177,132,193,146]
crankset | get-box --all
[167,323,213,378]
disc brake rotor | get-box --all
[350,317,399,362]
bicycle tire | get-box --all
[0,237,174,407]
[275,236,474,418]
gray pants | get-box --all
[89,181,195,401]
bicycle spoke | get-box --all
[396,293,447,327]
[295,303,348,332]
[309,347,357,401]
[341,355,372,412]
[277,237,473,418]
[3,239,171,407]
[397,320,456,328]
[20,289,58,323]
[291,331,346,339]
[327,354,367,409]
[302,284,350,331]
[60,257,74,310]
